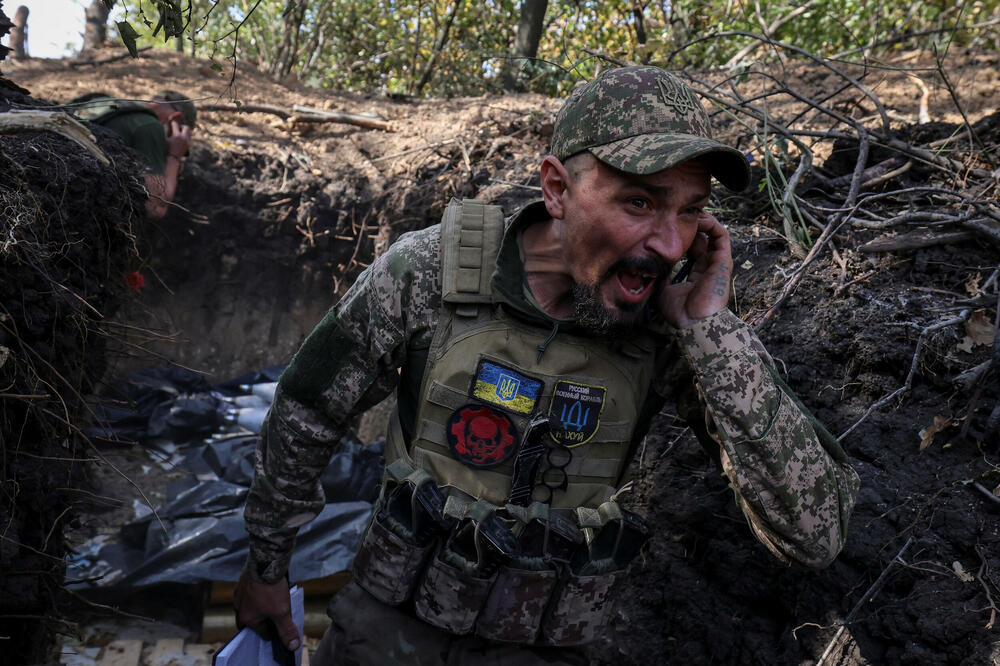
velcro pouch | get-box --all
[352,511,435,606]
[413,546,496,635]
[538,501,627,646]
[475,564,557,643]
[413,498,505,635]
[538,569,624,646]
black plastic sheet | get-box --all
[70,366,384,588]
[67,486,372,587]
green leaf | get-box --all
[159,0,185,40]
[116,20,141,58]
[210,62,223,71]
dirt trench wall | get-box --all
[114,135,542,382]
[0,93,146,662]
[111,145,361,381]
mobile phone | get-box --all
[671,255,694,284]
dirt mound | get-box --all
[0,90,145,662]
[3,47,999,664]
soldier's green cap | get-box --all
[153,90,197,129]
[551,66,750,191]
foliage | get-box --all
[112,0,1000,97]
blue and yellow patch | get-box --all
[471,360,542,415]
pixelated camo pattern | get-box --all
[673,309,861,569]
[414,556,494,635]
[352,515,433,604]
[476,566,557,642]
[540,570,622,646]
[551,66,712,161]
[244,225,442,583]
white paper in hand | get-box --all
[214,585,305,666]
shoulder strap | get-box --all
[439,198,505,317]
[69,94,156,126]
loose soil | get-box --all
[3,46,999,664]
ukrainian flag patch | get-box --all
[471,359,542,415]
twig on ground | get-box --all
[969,481,1000,506]
[974,543,997,629]
[200,102,291,119]
[291,105,393,131]
[815,537,913,666]
[838,310,971,442]
[752,216,848,331]
[373,139,456,163]
[960,218,1000,247]
[659,426,691,458]
[859,230,977,254]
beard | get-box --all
[572,256,667,335]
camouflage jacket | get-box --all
[244,201,860,584]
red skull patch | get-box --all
[446,404,518,468]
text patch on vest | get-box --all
[470,359,542,415]
[446,404,519,468]
[548,381,606,447]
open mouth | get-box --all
[616,267,658,296]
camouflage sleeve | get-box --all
[244,226,442,583]
[663,309,860,569]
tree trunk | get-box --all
[83,0,112,52]
[10,5,27,59]
[632,2,647,45]
[502,0,548,91]
[0,6,13,65]
[631,1,650,63]
[300,2,335,81]
[414,0,464,95]
[269,1,305,79]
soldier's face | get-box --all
[555,155,711,330]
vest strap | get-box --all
[440,199,504,307]
[386,458,435,488]
[503,501,550,526]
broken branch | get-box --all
[70,45,153,67]
[838,310,971,442]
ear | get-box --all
[540,155,570,220]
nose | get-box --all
[643,213,688,264]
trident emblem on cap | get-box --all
[657,77,700,115]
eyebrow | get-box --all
[627,181,711,205]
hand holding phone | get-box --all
[656,212,734,329]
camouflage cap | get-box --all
[551,66,749,191]
[153,90,197,129]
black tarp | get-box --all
[69,367,383,588]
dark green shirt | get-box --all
[100,109,167,174]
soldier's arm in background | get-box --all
[235,227,441,644]
[244,225,441,583]
[143,119,190,219]
[658,309,861,569]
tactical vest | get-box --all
[353,200,656,646]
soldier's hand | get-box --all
[233,568,301,652]
[656,212,733,329]
[163,119,192,159]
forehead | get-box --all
[591,156,711,190]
